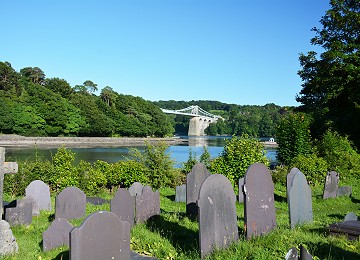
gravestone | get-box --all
[238,177,245,203]
[323,171,339,199]
[336,186,352,197]
[285,247,298,260]
[25,180,51,215]
[129,182,144,197]
[244,163,276,239]
[70,211,130,260]
[110,188,135,226]
[175,184,186,202]
[86,197,109,205]
[55,186,86,220]
[186,163,211,215]
[4,198,33,226]
[135,186,160,224]
[286,168,301,204]
[288,171,313,228]
[0,220,18,256]
[0,147,18,216]
[329,220,360,240]
[42,218,73,251]
[198,174,238,258]
[344,212,358,222]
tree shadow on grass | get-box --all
[53,250,69,260]
[274,193,287,203]
[350,195,360,204]
[165,195,175,201]
[146,214,199,254]
[305,241,360,260]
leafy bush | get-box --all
[271,165,291,186]
[210,134,269,187]
[112,160,148,188]
[182,149,198,174]
[77,160,107,195]
[276,112,312,165]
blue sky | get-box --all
[2,1,330,106]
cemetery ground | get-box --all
[2,179,360,260]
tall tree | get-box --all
[44,77,74,98]
[20,67,45,85]
[297,0,360,147]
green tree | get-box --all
[0,61,21,95]
[297,0,360,148]
[20,67,45,85]
[44,77,74,98]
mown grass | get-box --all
[2,179,360,260]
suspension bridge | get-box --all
[161,105,224,136]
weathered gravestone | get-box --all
[175,184,186,202]
[286,168,301,204]
[286,245,313,260]
[110,188,135,226]
[244,163,276,239]
[42,218,73,251]
[70,211,130,260]
[336,186,352,197]
[198,174,238,258]
[329,220,360,240]
[288,170,313,228]
[55,186,86,220]
[4,198,33,226]
[238,177,245,203]
[86,197,109,205]
[129,182,144,197]
[186,163,211,215]
[344,212,358,222]
[135,186,160,224]
[323,171,339,199]
[0,147,18,216]
[25,180,51,215]
[0,220,18,256]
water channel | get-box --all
[4,136,277,168]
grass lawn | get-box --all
[2,179,360,260]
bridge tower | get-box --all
[188,117,213,136]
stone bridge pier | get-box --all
[188,117,213,136]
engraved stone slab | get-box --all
[336,186,352,197]
[135,186,160,224]
[25,180,51,215]
[186,163,211,215]
[286,168,301,204]
[70,211,130,260]
[198,174,238,258]
[129,182,144,197]
[0,220,18,256]
[344,212,358,222]
[55,186,86,220]
[288,171,313,228]
[244,163,276,239]
[4,199,33,226]
[43,218,73,251]
[323,171,339,199]
[238,177,245,203]
[110,188,135,226]
[285,247,298,260]
[175,184,186,202]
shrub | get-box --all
[77,160,107,195]
[181,148,197,174]
[112,160,148,188]
[271,165,291,186]
[210,134,269,187]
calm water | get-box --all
[4,136,277,168]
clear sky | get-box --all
[2,0,330,106]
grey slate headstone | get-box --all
[323,171,339,199]
[175,184,186,202]
[336,186,352,197]
[135,186,160,224]
[0,220,18,256]
[25,180,51,215]
[186,163,211,215]
[4,199,33,226]
[86,197,109,205]
[43,218,73,251]
[285,247,298,260]
[238,177,245,203]
[288,171,313,228]
[111,188,135,226]
[344,212,358,222]
[129,182,144,197]
[299,244,313,260]
[198,174,238,258]
[70,211,130,260]
[55,186,86,220]
[244,163,276,239]
[287,168,301,204]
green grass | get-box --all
[2,181,360,260]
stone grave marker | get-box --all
[55,186,86,220]
[323,171,339,199]
[25,180,51,215]
[110,188,135,226]
[70,211,130,260]
[42,218,73,251]
[285,247,298,260]
[129,182,144,197]
[175,184,186,202]
[286,168,301,204]
[0,220,18,256]
[4,198,33,226]
[238,177,245,203]
[336,186,352,197]
[198,174,238,258]
[329,220,360,240]
[135,186,160,224]
[186,163,211,215]
[244,163,276,239]
[288,170,313,228]
[344,212,358,222]
[0,147,18,216]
